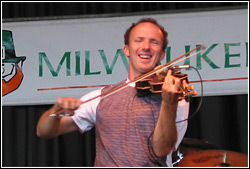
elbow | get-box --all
[36,127,54,139]
[36,128,44,138]
[36,127,46,138]
[153,138,177,157]
[154,146,173,158]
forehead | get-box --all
[130,22,163,38]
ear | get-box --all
[123,45,130,57]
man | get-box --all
[37,18,194,166]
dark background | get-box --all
[2,2,248,167]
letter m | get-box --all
[39,52,71,77]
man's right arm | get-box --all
[36,97,81,138]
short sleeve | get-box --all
[72,88,102,133]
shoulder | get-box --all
[101,79,128,93]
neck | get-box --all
[128,71,142,81]
[128,63,145,81]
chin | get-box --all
[139,67,154,74]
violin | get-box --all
[135,65,192,102]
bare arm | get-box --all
[36,97,81,138]
[153,70,189,157]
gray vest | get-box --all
[95,81,167,166]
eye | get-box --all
[134,37,143,42]
[151,39,160,45]
[2,63,15,78]
[2,64,5,74]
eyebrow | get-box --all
[134,37,160,41]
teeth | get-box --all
[139,55,151,59]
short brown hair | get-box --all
[124,18,168,50]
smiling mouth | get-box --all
[138,54,152,59]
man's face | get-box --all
[2,62,16,82]
[123,22,166,79]
[2,61,24,96]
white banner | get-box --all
[2,9,248,105]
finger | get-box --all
[189,85,195,90]
[183,85,194,91]
[192,90,198,96]
[68,98,81,109]
[167,69,172,77]
[164,69,173,81]
[57,97,63,105]
[65,98,80,109]
[56,97,80,109]
[174,77,181,86]
[55,97,64,110]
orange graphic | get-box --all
[2,66,24,96]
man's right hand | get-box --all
[53,97,82,116]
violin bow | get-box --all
[51,45,205,117]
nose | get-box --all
[142,40,151,50]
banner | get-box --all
[2,9,248,105]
